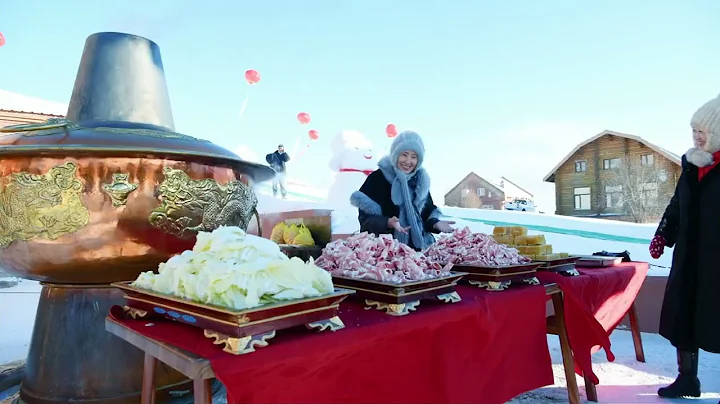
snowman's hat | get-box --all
[0,32,274,182]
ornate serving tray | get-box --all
[112,281,354,355]
[331,272,466,316]
[453,263,542,291]
[533,256,581,276]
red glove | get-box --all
[649,235,666,259]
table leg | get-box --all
[627,302,646,363]
[141,353,156,404]
[584,375,598,402]
[552,293,581,404]
[193,378,212,404]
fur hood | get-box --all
[686,147,715,168]
[377,156,431,213]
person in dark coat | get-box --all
[650,94,720,400]
[265,144,290,198]
[349,131,455,250]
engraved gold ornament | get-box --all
[149,167,260,238]
[102,173,138,207]
[0,162,90,248]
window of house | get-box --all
[477,187,486,196]
[604,185,623,208]
[573,187,591,210]
[602,158,621,170]
[641,182,658,201]
[461,188,470,198]
[641,154,654,166]
[575,160,587,173]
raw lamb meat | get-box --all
[424,226,531,267]
[315,232,453,284]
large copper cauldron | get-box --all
[0,32,274,404]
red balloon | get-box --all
[386,123,398,138]
[297,112,311,125]
[0,32,6,48]
[245,69,260,85]
[308,130,319,141]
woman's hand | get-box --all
[434,220,456,233]
[388,216,410,234]
[649,235,666,259]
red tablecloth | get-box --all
[536,262,649,384]
[110,284,553,404]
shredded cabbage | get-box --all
[131,226,334,310]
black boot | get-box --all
[657,349,701,398]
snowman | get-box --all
[326,130,377,210]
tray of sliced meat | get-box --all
[315,232,464,316]
[424,227,540,291]
[533,256,581,276]
[331,272,466,315]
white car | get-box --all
[504,199,536,212]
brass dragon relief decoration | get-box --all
[149,167,259,238]
[0,162,90,248]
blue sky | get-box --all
[1,0,719,211]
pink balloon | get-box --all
[386,123,398,138]
[297,112,311,125]
[245,69,260,85]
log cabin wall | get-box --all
[444,173,506,210]
[552,133,681,222]
[0,110,62,127]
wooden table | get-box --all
[106,283,578,404]
[105,319,214,404]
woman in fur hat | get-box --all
[650,95,720,399]
[350,131,455,250]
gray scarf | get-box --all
[377,157,435,249]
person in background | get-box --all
[349,130,455,250]
[266,144,290,199]
[650,93,720,400]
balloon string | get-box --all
[290,134,302,159]
[294,143,311,161]
[238,87,252,118]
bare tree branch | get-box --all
[606,156,674,223]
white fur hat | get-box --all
[691,96,720,153]
[390,130,425,168]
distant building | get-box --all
[497,176,534,202]
[0,89,67,128]
[444,172,533,210]
[543,130,681,223]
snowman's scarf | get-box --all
[377,157,435,249]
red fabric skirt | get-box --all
[110,284,553,404]
[537,262,648,383]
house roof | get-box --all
[444,171,504,198]
[0,89,67,117]
[542,130,682,183]
[499,176,534,198]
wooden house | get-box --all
[444,172,531,210]
[543,130,682,223]
[0,89,66,128]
